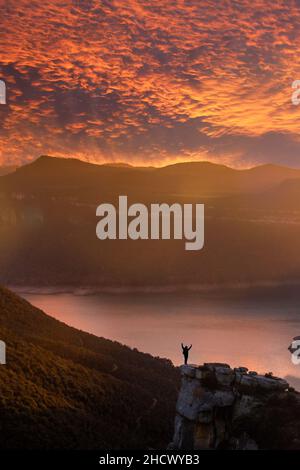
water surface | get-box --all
[22,288,300,389]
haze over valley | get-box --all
[1,156,300,289]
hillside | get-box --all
[0,286,179,449]
[1,156,300,287]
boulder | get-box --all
[170,363,292,450]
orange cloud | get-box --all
[1,0,300,167]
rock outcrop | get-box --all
[169,363,298,450]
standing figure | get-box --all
[181,343,192,364]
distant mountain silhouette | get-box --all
[0,285,179,449]
[102,162,135,168]
[1,155,300,287]
[3,155,300,199]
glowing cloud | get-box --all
[1,0,300,167]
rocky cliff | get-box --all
[169,363,300,450]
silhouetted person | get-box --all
[181,343,192,364]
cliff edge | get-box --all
[169,363,300,450]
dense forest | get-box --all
[0,286,180,449]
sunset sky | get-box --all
[1,0,300,167]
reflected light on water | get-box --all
[22,291,300,390]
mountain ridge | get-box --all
[2,155,300,198]
[1,155,300,287]
[10,154,300,174]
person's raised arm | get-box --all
[188,344,192,350]
[181,343,184,350]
